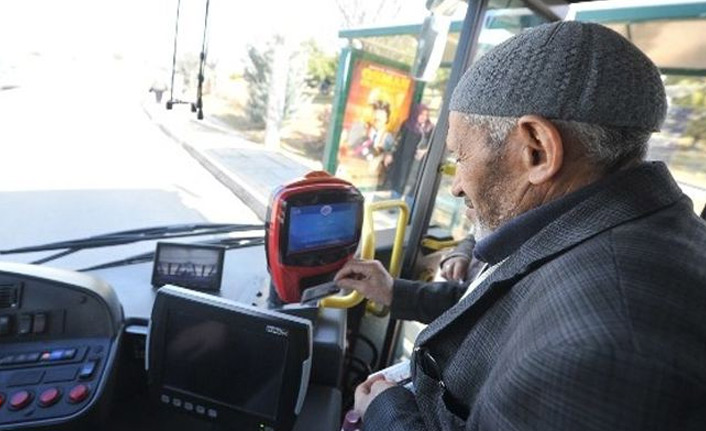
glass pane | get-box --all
[648,74,706,214]
[594,17,706,214]
[333,5,470,228]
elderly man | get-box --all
[334,21,706,430]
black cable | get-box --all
[346,355,372,377]
[352,333,379,371]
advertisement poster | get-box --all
[336,58,415,191]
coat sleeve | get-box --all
[477,343,706,431]
[438,234,476,268]
[390,279,465,324]
[363,387,427,431]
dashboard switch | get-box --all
[0,315,10,336]
[0,392,5,408]
[32,313,47,334]
[9,390,33,411]
[79,361,97,380]
[68,384,90,404]
[38,388,61,407]
[17,314,32,335]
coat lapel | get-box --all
[417,162,684,346]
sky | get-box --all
[0,0,432,84]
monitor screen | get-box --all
[153,243,224,291]
[287,202,358,254]
[162,309,288,420]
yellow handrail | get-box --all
[319,200,409,310]
[420,237,460,251]
[440,162,456,176]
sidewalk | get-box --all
[143,99,323,221]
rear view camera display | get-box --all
[152,243,225,291]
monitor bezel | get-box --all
[147,286,312,431]
[151,242,226,292]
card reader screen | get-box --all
[288,202,358,254]
[162,310,288,419]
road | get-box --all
[0,57,260,269]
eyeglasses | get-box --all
[413,346,470,420]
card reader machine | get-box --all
[266,172,364,303]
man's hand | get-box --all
[354,374,397,416]
[334,259,394,306]
[441,256,470,282]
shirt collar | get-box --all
[473,178,605,265]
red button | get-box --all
[0,392,5,408]
[9,390,32,410]
[38,388,61,407]
[68,384,89,404]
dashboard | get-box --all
[0,246,345,431]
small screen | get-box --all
[153,243,224,290]
[287,202,358,254]
[162,309,288,420]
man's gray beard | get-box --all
[472,222,494,242]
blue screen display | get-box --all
[288,202,358,254]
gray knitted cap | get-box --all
[449,21,667,131]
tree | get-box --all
[303,39,338,89]
[242,38,308,131]
[335,0,406,29]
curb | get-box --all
[142,104,269,221]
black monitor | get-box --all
[151,242,225,291]
[147,286,312,431]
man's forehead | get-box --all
[447,112,470,152]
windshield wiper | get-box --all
[0,223,264,265]
[78,235,266,272]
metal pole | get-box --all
[167,0,182,109]
[379,0,490,368]
[401,0,488,279]
[195,0,211,120]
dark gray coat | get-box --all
[365,162,706,430]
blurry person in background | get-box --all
[385,103,435,198]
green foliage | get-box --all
[243,45,271,127]
[242,39,308,128]
[686,112,706,144]
[303,39,337,86]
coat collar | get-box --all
[417,162,685,346]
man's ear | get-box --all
[516,115,564,185]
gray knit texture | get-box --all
[449,21,667,131]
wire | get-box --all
[347,355,372,377]
[353,333,379,371]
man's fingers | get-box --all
[335,277,368,293]
[334,260,374,282]
[370,379,396,396]
[441,265,451,280]
[452,262,467,281]
[355,373,386,395]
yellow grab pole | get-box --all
[320,200,409,310]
